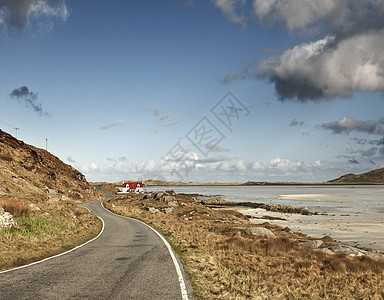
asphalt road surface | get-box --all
[0,200,194,299]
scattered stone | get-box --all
[300,207,310,215]
[147,207,160,214]
[164,207,174,214]
[317,248,334,255]
[167,201,178,207]
[28,203,40,211]
[0,207,17,231]
[166,190,177,196]
[330,245,365,257]
[46,188,58,195]
[321,235,334,243]
[161,195,175,202]
[153,192,164,201]
[73,192,84,199]
[299,240,323,249]
[233,226,276,238]
[248,227,276,238]
[61,195,70,201]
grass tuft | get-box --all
[0,199,31,217]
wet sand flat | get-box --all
[235,207,384,253]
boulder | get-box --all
[299,240,323,249]
[160,195,175,202]
[166,190,177,196]
[167,201,178,207]
[147,207,160,214]
[28,203,41,211]
[249,227,276,238]
[154,192,164,201]
[318,248,334,255]
[164,207,174,214]
[0,207,17,231]
[46,188,58,195]
[330,245,365,257]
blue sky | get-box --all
[1,0,384,183]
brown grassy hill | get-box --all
[327,168,384,184]
[0,129,100,203]
[0,129,105,271]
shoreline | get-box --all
[148,189,384,255]
[144,182,384,186]
[219,205,384,254]
[187,193,384,254]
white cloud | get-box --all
[235,159,247,171]
[100,120,128,130]
[75,153,334,182]
[144,107,180,130]
[321,117,384,135]
[211,0,248,26]
[220,1,384,101]
[259,31,384,100]
[253,0,339,30]
[0,0,69,31]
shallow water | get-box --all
[147,185,384,214]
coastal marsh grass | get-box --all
[0,200,102,271]
[106,194,384,300]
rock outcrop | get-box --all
[0,207,16,231]
[0,129,101,203]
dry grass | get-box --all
[0,198,31,217]
[105,194,384,300]
[0,199,102,271]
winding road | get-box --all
[0,201,194,299]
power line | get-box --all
[0,119,99,164]
[14,128,19,139]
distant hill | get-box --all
[327,168,384,184]
[144,180,242,186]
[0,129,100,203]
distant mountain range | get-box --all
[144,168,384,186]
[327,168,384,184]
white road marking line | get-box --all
[101,202,190,300]
[0,205,105,275]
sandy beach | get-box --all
[234,207,384,253]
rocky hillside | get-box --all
[327,168,384,184]
[0,129,100,203]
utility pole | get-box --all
[46,139,48,151]
[14,128,19,139]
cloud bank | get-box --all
[76,152,333,182]
[0,0,69,31]
[218,0,384,101]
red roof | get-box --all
[123,182,144,189]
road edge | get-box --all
[0,202,105,275]
[100,201,191,300]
